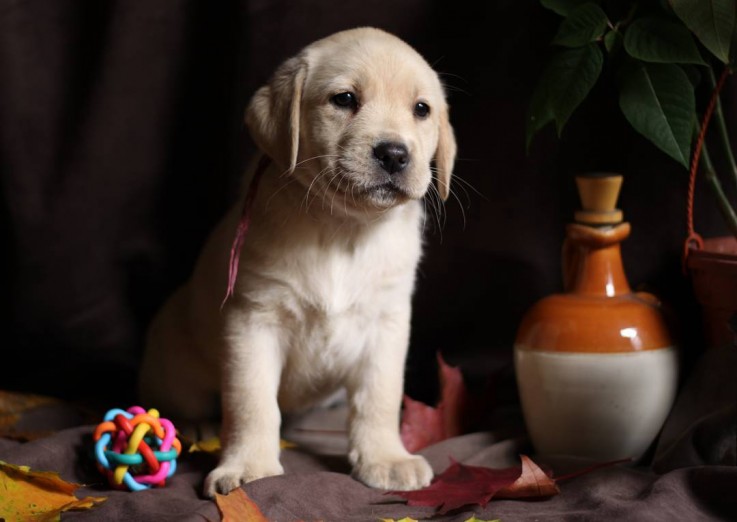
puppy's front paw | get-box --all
[353,454,433,491]
[203,461,284,498]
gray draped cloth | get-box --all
[1,341,735,521]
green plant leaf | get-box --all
[549,44,604,134]
[552,3,609,47]
[526,44,603,150]
[541,0,593,17]
[624,16,706,64]
[730,21,737,69]
[618,62,695,167]
[670,0,736,63]
[604,29,623,54]
[681,64,703,87]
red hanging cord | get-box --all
[221,155,271,308]
[683,67,729,272]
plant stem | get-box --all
[699,139,737,237]
[706,67,737,189]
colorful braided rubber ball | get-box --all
[93,406,182,491]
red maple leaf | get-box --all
[399,395,446,452]
[400,353,475,452]
[496,455,560,499]
[387,455,559,514]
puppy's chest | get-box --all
[278,227,419,317]
[289,242,416,323]
[275,239,416,401]
[278,231,417,344]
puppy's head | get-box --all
[246,27,456,211]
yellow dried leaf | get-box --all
[188,436,222,453]
[380,518,418,522]
[464,517,501,522]
[0,390,58,432]
[189,436,295,453]
[215,488,268,522]
[0,460,106,521]
[280,438,297,449]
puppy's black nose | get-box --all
[373,141,409,175]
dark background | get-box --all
[1,0,731,410]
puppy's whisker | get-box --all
[338,171,351,215]
[428,169,473,229]
[301,168,323,212]
[428,173,455,229]
[425,179,441,219]
[448,186,466,229]
[300,170,318,211]
[344,182,350,216]
[303,165,333,213]
[431,184,446,233]
[297,154,340,165]
[448,179,472,208]
[309,167,333,212]
[265,176,300,211]
[421,197,429,232]
[437,71,471,97]
[329,171,342,215]
[437,186,448,230]
[438,71,468,83]
[343,172,350,216]
[432,168,484,200]
[283,154,340,178]
[312,172,336,213]
[440,84,471,96]
[322,169,340,215]
[321,169,343,212]
[424,183,444,241]
[350,180,359,216]
[332,174,347,216]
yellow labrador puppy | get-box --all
[139,27,456,497]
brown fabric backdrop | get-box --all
[2,2,736,521]
[1,0,731,407]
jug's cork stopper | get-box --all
[574,173,623,225]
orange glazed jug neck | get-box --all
[563,222,632,297]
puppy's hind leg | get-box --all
[203,321,284,497]
[138,290,219,425]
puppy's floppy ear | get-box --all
[246,55,307,174]
[434,104,457,201]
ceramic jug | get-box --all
[514,174,679,461]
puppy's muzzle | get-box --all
[373,141,409,175]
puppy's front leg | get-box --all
[347,310,433,491]
[204,322,284,497]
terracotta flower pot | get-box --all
[687,236,737,348]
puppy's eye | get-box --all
[331,92,358,110]
[414,102,431,119]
